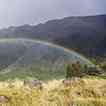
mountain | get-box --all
[0,38,94,80]
[0,15,106,57]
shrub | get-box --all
[65,61,84,79]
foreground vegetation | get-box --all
[0,59,105,106]
[0,78,106,106]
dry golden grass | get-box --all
[0,78,105,106]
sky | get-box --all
[0,0,106,28]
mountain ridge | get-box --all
[0,15,106,57]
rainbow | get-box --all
[0,38,94,67]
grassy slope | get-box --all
[0,78,106,106]
[0,64,106,81]
[0,65,65,81]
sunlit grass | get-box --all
[0,78,105,106]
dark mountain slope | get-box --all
[0,15,106,57]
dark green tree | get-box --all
[65,61,84,79]
[65,64,73,79]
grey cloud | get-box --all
[0,0,106,28]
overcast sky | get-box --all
[0,0,106,28]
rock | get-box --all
[86,67,103,76]
[23,79,43,89]
[62,78,84,87]
[0,95,10,103]
[62,79,73,86]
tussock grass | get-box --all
[0,79,105,106]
